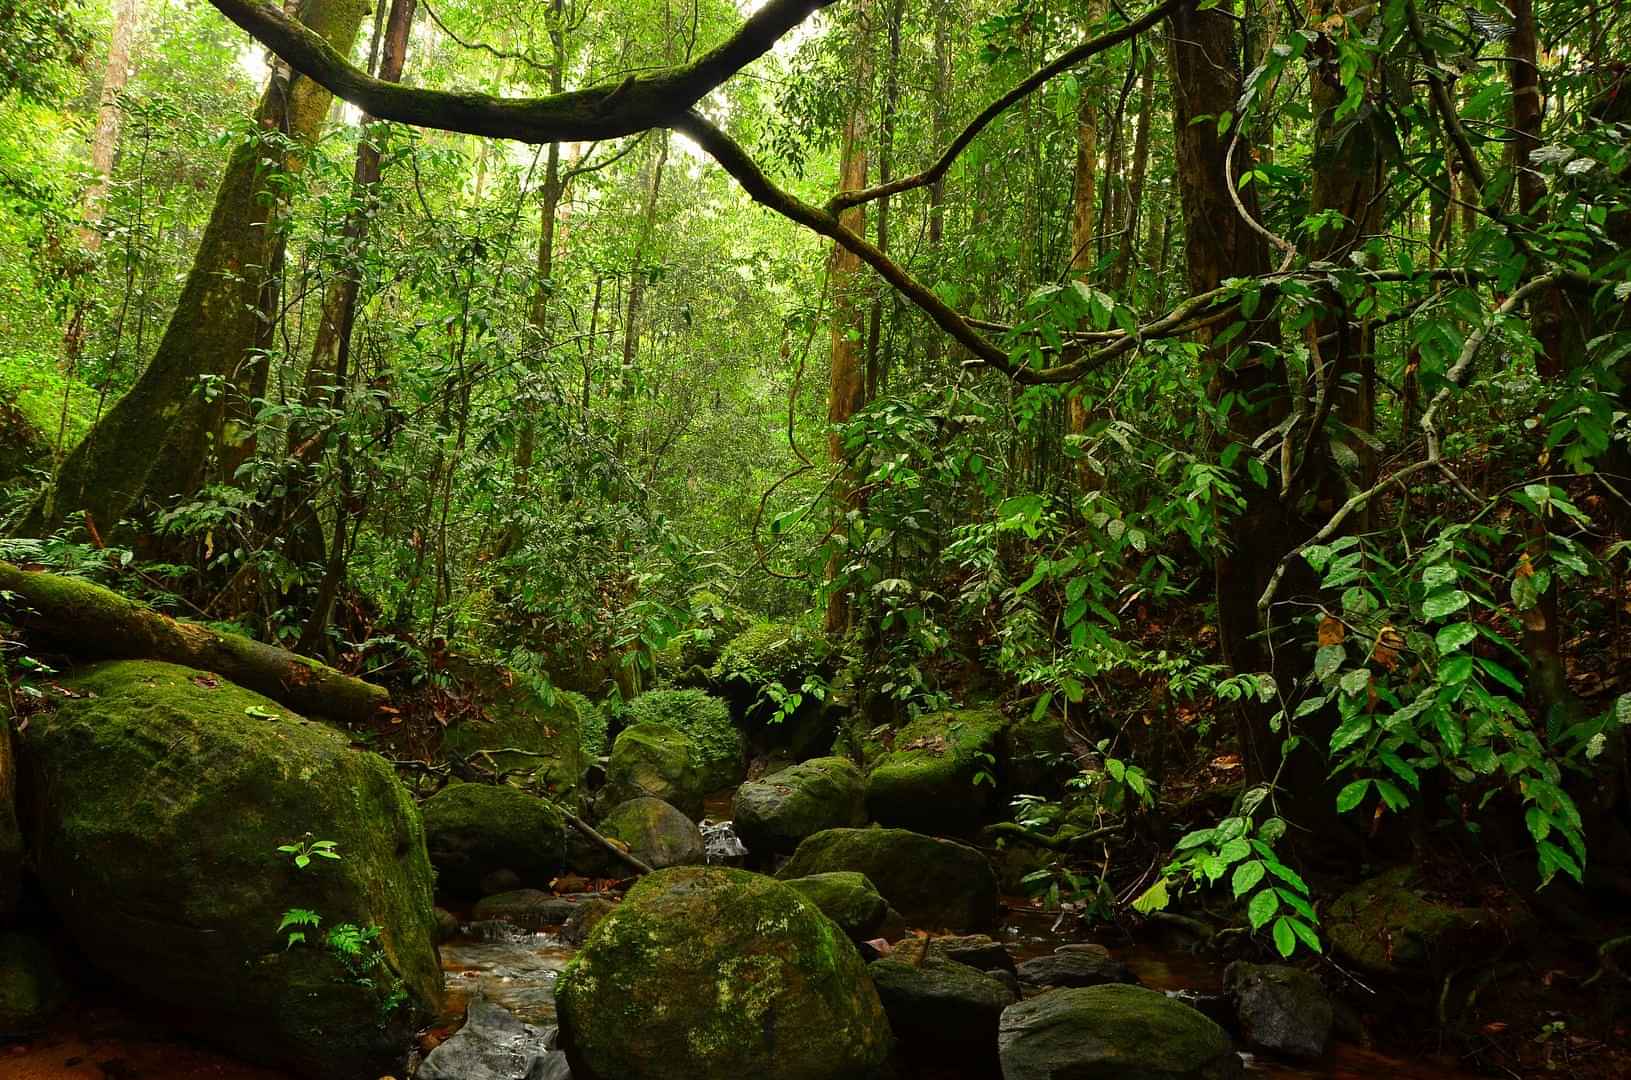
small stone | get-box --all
[1016,944,1137,989]
[471,889,584,929]
[480,868,523,895]
[560,898,617,946]
[432,907,461,943]
[869,956,1016,1063]
[930,933,1016,974]
[999,984,1242,1080]
[418,997,557,1080]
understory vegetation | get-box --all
[2,0,1630,1075]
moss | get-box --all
[21,660,440,1080]
[711,621,827,685]
[623,689,743,792]
[596,796,702,870]
[605,722,709,819]
[440,661,591,803]
[731,757,866,856]
[865,707,1007,835]
[782,871,888,940]
[556,866,891,1080]
[1326,866,1500,976]
[0,933,66,1036]
[776,827,999,932]
[420,782,568,897]
[998,984,1242,1080]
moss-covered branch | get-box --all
[0,561,388,726]
[206,0,837,142]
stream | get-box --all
[2,906,1481,1080]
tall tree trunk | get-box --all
[864,0,902,398]
[1308,0,1382,525]
[79,0,141,254]
[925,1,952,369]
[20,0,370,538]
[294,0,416,655]
[1166,0,1301,793]
[825,0,873,636]
[616,135,670,460]
[1110,53,1155,293]
[1065,0,1105,483]
[62,0,142,362]
[1506,0,1571,720]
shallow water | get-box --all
[439,923,576,1027]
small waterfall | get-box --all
[700,818,748,864]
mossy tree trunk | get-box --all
[824,0,873,636]
[19,0,370,539]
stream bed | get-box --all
[2,903,1482,1080]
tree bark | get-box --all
[20,0,370,539]
[1110,53,1154,292]
[824,0,873,636]
[0,561,388,725]
[616,135,670,460]
[0,705,19,918]
[1165,0,1298,790]
[1065,0,1105,484]
[78,0,142,254]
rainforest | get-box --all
[0,0,1628,1077]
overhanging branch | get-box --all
[206,0,838,142]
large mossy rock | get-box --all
[998,984,1243,1080]
[598,796,704,870]
[606,722,709,819]
[21,661,442,1080]
[440,662,594,803]
[710,622,833,757]
[1326,866,1504,977]
[783,871,889,940]
[421,782,568,899]
[622,689,744,794]
[776,828,999,931]
[1005,707,1079,798]
[869,956,1015,1062]
[556,866,892,1080]
[0,932,66,1036]
[732,756,866,857]
[864,707,1006,835]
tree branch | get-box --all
[206,0,838,142]
[826,0,1178,215]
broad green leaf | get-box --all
[1435,622,1477,654]
[1248,887,1280,929]
[1232,860,1265,898]
[1422,589,1470,619]
[1335,779,1371,813]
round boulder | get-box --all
[1016,944,1137,989]
[556,866,892,1080]
[869,956,1015,1062]
[732,757,866,857]
[421,782,568,898]
[622,690,744,794]
[776,827,999,932]
[21,661,442,1080]
[783,871,889,940]
[864,708,1006,836]
[998,984,1243,1080]
[605,722,709,819]
[599,796,704,870]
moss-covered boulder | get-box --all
[421,782,569,899]
[1005,707,1079,798]
[605,722,710,819]
[711,620,829,692]
[869,956,1016,1063]
[710,622,833,757]
[21,661,442,1080]
[599,796,704,870]
[556,866,892,1080]
[998,984,1243,1080]
[783,871,889,940]
[864,708,1007,835]
[732,756,866,857]
[623,689,744,794]
[1326,866,1504,976]
[776,828,999,932]
[0,932,67,1035]
[440,664,594,803]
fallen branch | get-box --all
[0,561,388,726]
[982,821,1120,851]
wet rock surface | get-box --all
[775,827,1000,931]
[783,870,889,940]
[998,983,1244,1080]
[418,996,565,1080]
[731,757,866,856]
[869,955,1016,1061]
[422,782,568,898]
[1223,961,1333,1059]
[1016,943,1138,989]
[596,796,704,870]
